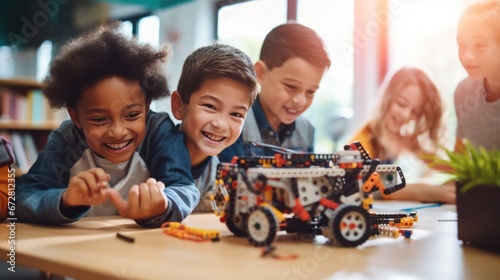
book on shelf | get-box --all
[10,132,30,173]
[30,89,45,122]
[14,93,26,121]
[0,86,68,124]
[23,133,39,166]
[0,88,15,121]
[1,132,40,175]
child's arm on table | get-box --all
[16,126,100,225]
[107,114,199,227]
[381,181,456,204]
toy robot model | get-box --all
[211,141,415,247]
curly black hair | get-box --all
[43,21,171,109]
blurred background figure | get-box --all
[349,67,456,204]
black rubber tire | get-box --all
[328,204,372,247]
[245,206,279,247]
[226,212,246,237]
[225,186,245,237]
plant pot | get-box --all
[456,182,500,254]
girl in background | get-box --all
[350,67,456,204]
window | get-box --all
[138,15,160,47]
[118,20,134,38]
[297,0,355,152]
[217,0,287,61]
[117,14,160,110]
[36,40,52,82]
[0,46,14,78]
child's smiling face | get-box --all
[172,77,251,166]
[256,57,326,131]
[68,76,150,163]
[457,19,500,80]
[384,84,425,136]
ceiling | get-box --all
[96,0,193,10]
[0,0,193,49]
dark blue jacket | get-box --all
[16,111,199,227]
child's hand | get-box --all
[106,178,168,220]
[62,168,110,208]
[433,183,456,204]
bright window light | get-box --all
[119,20,133,39]
[36,40,52,82]
[298,0,355,152]
[138,15,160,47]
[217,0,287,61]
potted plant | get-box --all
[430,140,500,254]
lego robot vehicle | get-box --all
[211,142,408,247]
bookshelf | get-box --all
[0,78,68,175]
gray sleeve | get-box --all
[192,157,219,213]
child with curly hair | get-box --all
[16,22,199,227]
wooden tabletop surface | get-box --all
[1,202,499,280]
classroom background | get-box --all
[0,0,471,170]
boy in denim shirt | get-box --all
[171,44,258,212]
[16,22,199,227]
[219,23,331,162]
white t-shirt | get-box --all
[454,78,500,150]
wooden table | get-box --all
[1,202,500,280]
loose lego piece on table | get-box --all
[375,225,401,238]
[400,229,413,238]
[161,222,220,242]
[116,233,135,243]
[261,245,298,260]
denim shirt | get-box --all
[219,97,314,163]
[16,111,199,227]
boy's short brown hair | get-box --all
[459,0,500,43]
[260,22,331,70]
[176,43,258,105]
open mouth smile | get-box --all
[104,139,133,150]
[284,107,299,115]
[202,131,225,142]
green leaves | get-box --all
[428,139,500,193]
